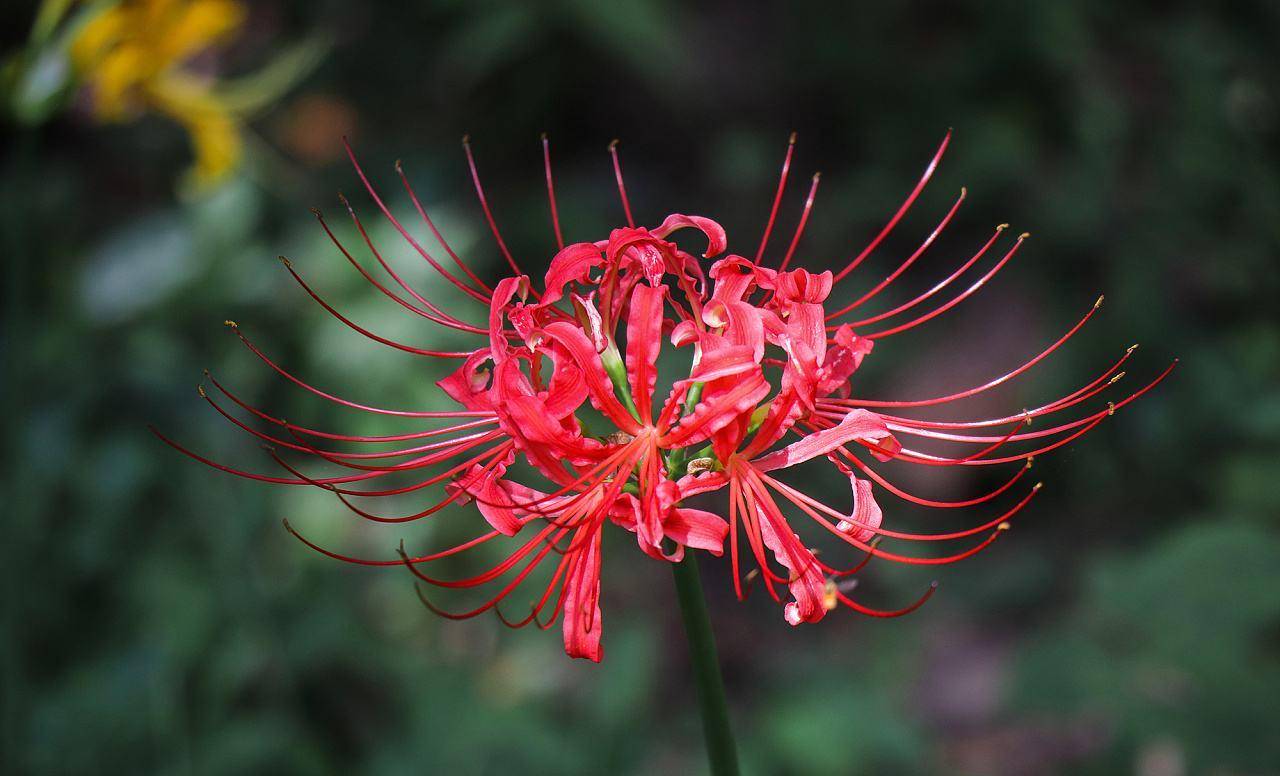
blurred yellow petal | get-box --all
[156,0,246,66]
[151,73,241,185]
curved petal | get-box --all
[753,408,900,471]
[836,475,883,542]
[652,213,727,258]
[626,283,666,422]
[542,242,604,304]
[667,508,729,556]
[562,531,604,661]
[539,321,643,434]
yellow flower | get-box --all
[70,0,247,187]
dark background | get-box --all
[3,1,1278,774]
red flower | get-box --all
[157,131,1173,661]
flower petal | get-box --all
[562,531,604,662]
[626,282,666,422]
[753,409,900,471]
[836,474,883,543]
[542,242,604,304]
[652,213,727,258]
[539,321,643,434]
[666,508,729,556]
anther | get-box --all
[996,223,1010,231]
[686,457,716,476]
[788,131,797,144]
[1107,401,1116,416]
[1024,456,1035,470]
[309,207,322,217]
[997,522,1012,531]
[223,319,238,328]
[1108,371,1126,385]
[461,134,470,145]
[1019,232,1032,240]
[1033,482,1043,491]
[1127,343,1140,354]
[1094,295,1105,309]
[197,384,206,397]
[278,256,293,268]
[394,159,403,173]
[608,138,620,151]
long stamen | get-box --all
[394,159,495,294]
[825,187,965,318]
[541,133,565,249]
[205,370,498,442]
[335,196,490,333]
[832,129,951,283]
[859,344,1137,429]
[842,448,1032,508]
[756,131,797,262]
[778,172,820,271]
[283,517,525,567]
[607,139,635,227]
[835,223,1006,328]
[863,232,1029,339]
[462,135,529,281]
[277,258,473,358]
[343,138,491,303]
[837,583,938,618]
[836,295,1103,408]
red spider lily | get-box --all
[155,130,1173,662]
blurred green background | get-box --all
[3,1,1277,774]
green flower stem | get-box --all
[671,553,739,776]
[600,343,640,421]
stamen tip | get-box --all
[1094,294,1105,309]
[1033,481,1043,491]
[1109,371,1126,384]
[1019,231,1032,240]
[608,138,620,151]
[1107,401,1116,416]
[1025,456,1035,470]
[960,185,967,196]
[997,222,1010,231]
[278,255,293,268]
[540,131,547,141]
[223,319,238,328]
[812,171,822,182]
[309,206,322,218]
[461,133,471,146]
[997,522,1012,531]
[788,131,797,144]
[196,384,206,398]
[394,159,403,173]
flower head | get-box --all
[158,131,1173,661]
[67,0,321,188]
